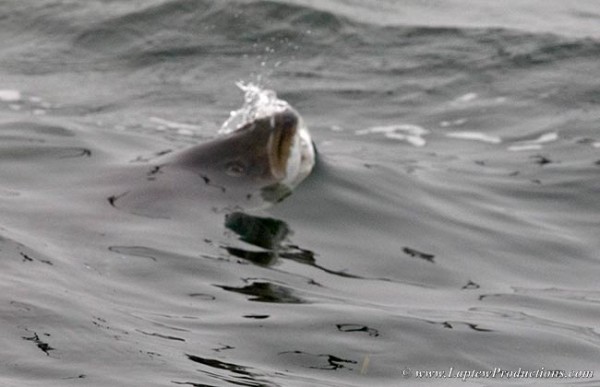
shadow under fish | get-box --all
[223,211,370,281]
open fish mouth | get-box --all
[267,110,298,181]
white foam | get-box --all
[592,142,600,148]
[455,92,478,103]
[404,135,426,147]
[149,117,201,133]
[507,132,558,151]
[531,132,558,144]
[446,131,502,144]
[356,124,428,147]
[357,124,428,136]
[508,144,543,152]
[0,89,21,102]
[451,93,508,107]
[440,118,468,128]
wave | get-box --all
[70,0,350,56]
[1,0,599,75]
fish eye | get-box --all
[225,161,246,177]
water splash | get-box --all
[219,82,291,135]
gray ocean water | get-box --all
[1,1,600,386]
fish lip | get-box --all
[267,110,298,180]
